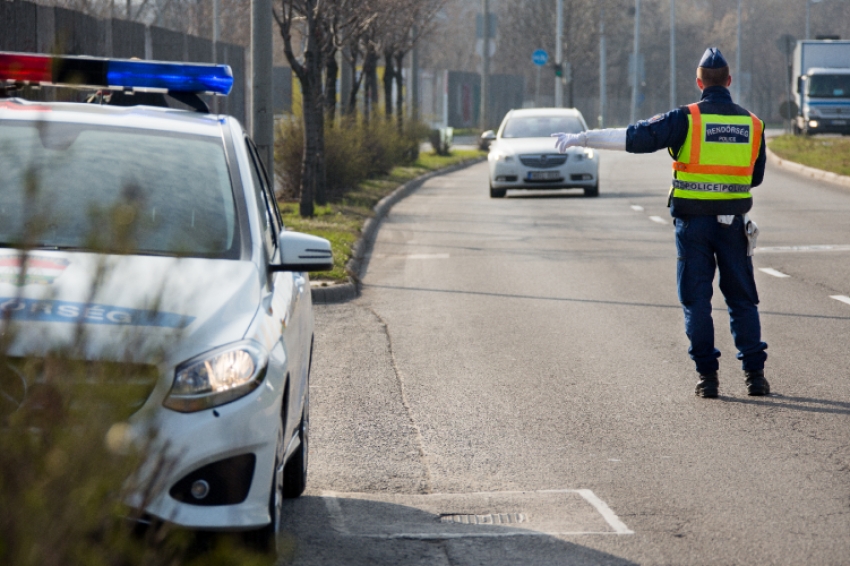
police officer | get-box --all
[552,47,769,398]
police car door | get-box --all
[244,139,304,436]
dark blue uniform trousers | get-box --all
[674,215,768,375]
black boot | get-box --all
[695,372,719,398]
[745,370,770,396]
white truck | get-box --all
[793,40,850,135]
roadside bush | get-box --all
[274,115,430,205]
[274,117,304,202]
[0,350,272,566]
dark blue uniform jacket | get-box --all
[625,86,766,218]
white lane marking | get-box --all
[630,205,644,211]
[407,253,450,260]
[758,267,790,278]
[757,245,850,253]
[576,489,635,535]
[829,295,850,306]
[372,253,450,260]
[322,492,351,535]
[359,530,626,539]
[649,215,668,224]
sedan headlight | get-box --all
[489,150,514,162]
[163,341,269,412]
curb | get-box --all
[766,145,850,189]
[311,156,487,305]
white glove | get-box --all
[743,214,759,256]
[551,132,584,153]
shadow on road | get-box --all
[364,284,850,321]
[720,394,850,415]
[278,495,638,566]
[502,191,661,200]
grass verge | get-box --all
[278,149,485,284]
[768,134,850,177]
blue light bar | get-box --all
[106,60,233,96]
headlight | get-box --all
[163,341,269,412]
[489,151,514,162]
[584,149,595,159]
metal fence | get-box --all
[0,0,246,124]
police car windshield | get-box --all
[0,120,238,258]
[502,115,583,138]
[807,74,850,98]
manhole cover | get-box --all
[440,513,527,525]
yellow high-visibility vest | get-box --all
[670,103,763,201]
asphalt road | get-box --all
[279,150,850,565]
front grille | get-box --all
[519,154,567,168]
[1,356,160,422]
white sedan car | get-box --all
[487,108,600,198]
[0,53,331,549]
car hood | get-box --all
[0,251,260,364]
[494,137,583,155]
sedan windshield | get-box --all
[0,120,238,258]
[502,115,584,138]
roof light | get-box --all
[0,51,233,96]
[106,60,233,95]
[0,53,52,83]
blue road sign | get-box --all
[532,49,548,66]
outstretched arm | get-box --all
[554,108,690,155]
[552,128,628,153]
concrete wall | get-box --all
[0,0,246,124]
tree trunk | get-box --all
[343,47,362,117]
[346,59,362,116]
[362,49,378,122]
[325,51,338,124]
[394,51,405,131]
[383,50,394,119]
[297,21,326,215]
[300,77,324,215]
[276,0,327,217]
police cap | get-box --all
[698,47,728,69]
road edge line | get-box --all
[311,157,486,305]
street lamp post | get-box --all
[630,0,641,124]
[670,0,676,109]
[480,0,490,130]
[734,0,741,102]
[555,0,564,107]
[599,11,606,128]
[251,0,274,182]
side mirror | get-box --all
[479,130,496,150]
[270,230,334,272]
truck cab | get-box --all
[792,40,850,136]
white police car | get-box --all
[487,107,600,198]
[0,53,331,546]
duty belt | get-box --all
[672,179,751,193]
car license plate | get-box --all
[527,170,561,181]
[832,120,847,126]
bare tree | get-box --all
[378,0,445,128]
[274,0,333,216]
